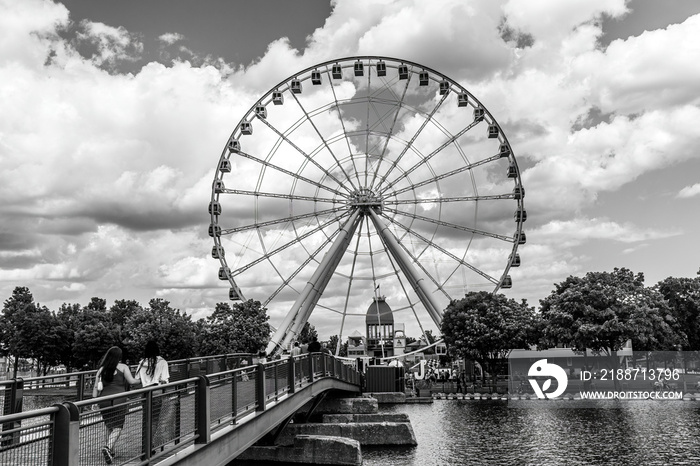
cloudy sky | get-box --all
[1,0,699,341]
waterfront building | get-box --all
[347,330,367,357]
[366,296,395,358]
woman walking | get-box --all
[93,346,139,464]
[136,341,169,388]
[135,341,170,450]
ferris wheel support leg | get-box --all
[266,209,362,356]
[367,209,444,328]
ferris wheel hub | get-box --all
[350,188,382,213]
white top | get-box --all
[136,356,170,387]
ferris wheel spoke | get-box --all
[325,67,363,188]
[367,209,446,323]
[222,188,343,205]
[381,206,513,242]
[383,193,513,205]
[376,119,481,196]
[268,209,362,354]
[364,66,372,187]
[335,216,366,355]
[383,242,429,340]
[288,81,359,192]
[221,206,347,235]
[262,225,345,307]
[231,210,351,276]
[365,100,407,152]
[385,153,504,198]
[257,117,354,194]
[236,150,349,199]
[368,75,411,189]
[380,212,500,286]
[372,91,450,193]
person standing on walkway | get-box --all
[307,336,321,353]
[136,341,170,452]
[291,341,301,357]
[93,346,140,464]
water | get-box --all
[362,400,700,465]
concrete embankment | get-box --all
[235,435,362,466]
[234,394,417,465]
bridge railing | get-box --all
[0,353,360,466]
[0,353,256,417]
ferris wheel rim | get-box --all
[210,56,525,349]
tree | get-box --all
[110,299,142,361]
[540,268,685,387]
[441,291,539,384]
[655,276,700,350]
[298,322,318,344]
[124,298,200,361]
[0,287,61,377]
[0,287,34,377]
[198,300,270,355]
[54,303,82,371]
[29,307,62,376]
[328,334,348,357]
[72,298,119,369]
[110,299,142,327]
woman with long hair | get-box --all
[136,341,169,387]
[136,341,170,451]
[92,346,139,464]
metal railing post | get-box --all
[53,402,79,466]
[76,373,85,402]
[288,357,296,394]
[195,376,211,445]
[141,390,153,460]
[308,356,314,383]
[11,378,23,415]
[274,362,279,399]
[232,371,238,424]
[1,378,23,446]
[321,354,327,377]
[256,364,266,413]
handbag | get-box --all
[96,378,104,393]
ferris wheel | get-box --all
[209,57,526,356]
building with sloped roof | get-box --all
[366,296,395,357]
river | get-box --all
[362,400,700,465]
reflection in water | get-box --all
[363,401,700,465]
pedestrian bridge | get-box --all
[0,353,362,465]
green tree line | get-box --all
[0,287,270,377]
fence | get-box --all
[0,353,360,466]
[0,353,255,417]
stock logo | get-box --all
[528,359,568,399]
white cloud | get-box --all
[677,183,700,199]
[0,0,69,69]
[622,244,649,255]
[502,0,627,43]
[59,283,87,292]
[158,32,184,45]
[532,217,681,247]
[76,20,144,66]
[572,14,700,114]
